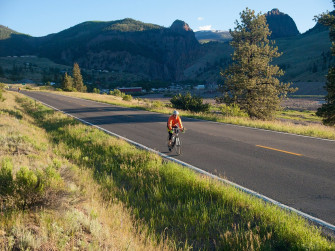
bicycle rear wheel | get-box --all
[174,137,181,155]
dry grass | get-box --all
[0,91,172,250]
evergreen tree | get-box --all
[316,2,335,125]
[72,63,86,92]
[218,8,295,120]
[61,72,73,91]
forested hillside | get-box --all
[0,11,332,86]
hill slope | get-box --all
[0,19,201,82]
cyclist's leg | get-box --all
[167,126,173,149]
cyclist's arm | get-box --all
[178,117,184,130]
[167,117,173,130]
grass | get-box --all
[2,90,334,250]
[0,91,170,250]
[276,109,323,123]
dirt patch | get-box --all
[281,98,323,111]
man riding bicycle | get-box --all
[167,110,184,151]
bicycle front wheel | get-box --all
[175,137,181,155]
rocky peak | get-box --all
[170,20,193,33]
[266,8,281,16]
[265,8,300,39]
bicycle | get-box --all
[168,127,183,155]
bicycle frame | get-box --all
[170,127,182,155]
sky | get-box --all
[0,0,333,37]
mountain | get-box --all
[265,8,300,39]
[0,25,20,39]
[195,30,232,43]
[185,24,331,84]
[0,19,201,81]
[0,12,331,87]
[194,9,300,43]
[0,25,36,55]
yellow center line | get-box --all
[256,145,303,156]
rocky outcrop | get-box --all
[170,20,193,33]
[265,8,300,39]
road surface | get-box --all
[21,91,335,225]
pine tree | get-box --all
[219,8,295,120]
[61,72,73,91]
[72,63,86,92]
[316,2,335,125]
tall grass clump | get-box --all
[15,94,335,250]
[220,103,248,117]
[122,94,133,101]
[0,83,6,102]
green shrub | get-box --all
[151,100,163,108]
[0,158,64,209]
[122,94,132,101]
[110,89,125,97]
[0,83,5,102]
[0,158,14,196]
[0,90,4,102]
[220,104,248,117]
[16,167,41,194]
[93,88,100,94]
[170,92,210,113]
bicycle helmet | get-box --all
[173,110,179,115]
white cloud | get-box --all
[198,25,212,31]
[197,17,204,21]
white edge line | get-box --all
[26,94,335,233]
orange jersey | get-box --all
[167,115,183,130]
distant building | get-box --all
[100,89,110,94]
[194,85,205,90]
[118,87,142,93]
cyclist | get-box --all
[167,110,184,151]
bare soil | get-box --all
[140,93,324,111]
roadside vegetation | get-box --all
[1,87,335,250]
[0,91,169,250]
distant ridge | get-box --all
[0,25,21,39]
[0,18,202,81]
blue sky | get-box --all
[0,0,333,37]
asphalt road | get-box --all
[21,91,335,225]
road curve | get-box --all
[21,91,335,225]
